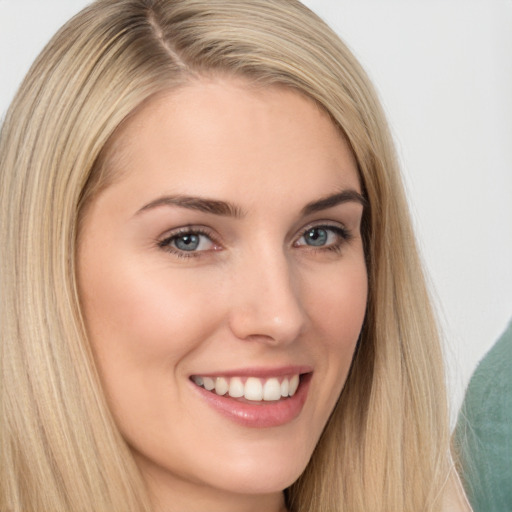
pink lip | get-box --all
[190,371,312,428]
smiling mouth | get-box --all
[191,374,302,402]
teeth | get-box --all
[263,378,281,401]
[289,375,299,396]
[215,377,229,396]
[244,377,263,400]
[280,378,289,397]
[229,377,244,398]
[192,374,301,401]
[203,377,215,391]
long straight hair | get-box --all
[0,1,451,510]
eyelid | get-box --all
[157,225,222,258]
[293,221,353,249]
[296,220,350,238]
[156,220,353,259]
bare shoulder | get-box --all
[442,470,473,512]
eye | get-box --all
[158,228,219,257]
[294,224,351,251]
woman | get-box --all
[0,1,469,511]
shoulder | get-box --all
[457,321,512,436]
[456,320,512,444]
[454,320,512,512]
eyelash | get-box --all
[295,224,353,254]
[158,226,218,259]
[157,223,353,259]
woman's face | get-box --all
[78,79,367,512]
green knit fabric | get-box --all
[455,320,512,512]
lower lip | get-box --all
[191,374,312,428]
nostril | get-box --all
[228,301,306,346]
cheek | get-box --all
[78,258,227,445]
[306,260,368,346]
[303,258,367,403]
[79,255,221,376]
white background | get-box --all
[1,0,511,422]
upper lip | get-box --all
[190,365,313,379]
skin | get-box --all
[78,78,368,512]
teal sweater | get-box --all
[455,320,512,512]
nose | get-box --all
[227,247,307,346]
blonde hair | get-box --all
[0,1,451,510]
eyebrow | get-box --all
[136,195,245,218]
[301,189,367,215]
[135,189,366,219]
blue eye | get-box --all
[159,229,217,256]
[174,233,201,251]
[295,225,350,250]
[303,227,329,246]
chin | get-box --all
[201,442,312,495]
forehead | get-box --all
[99,78,360,208]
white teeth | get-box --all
[263,378,281,401]
[244,377,263,401]
[215,377,229,396]
[289,375,299,396]
[228,377,244,398]
[193,374,302,401]
[280,378,289,397]
[203,377,215,391]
